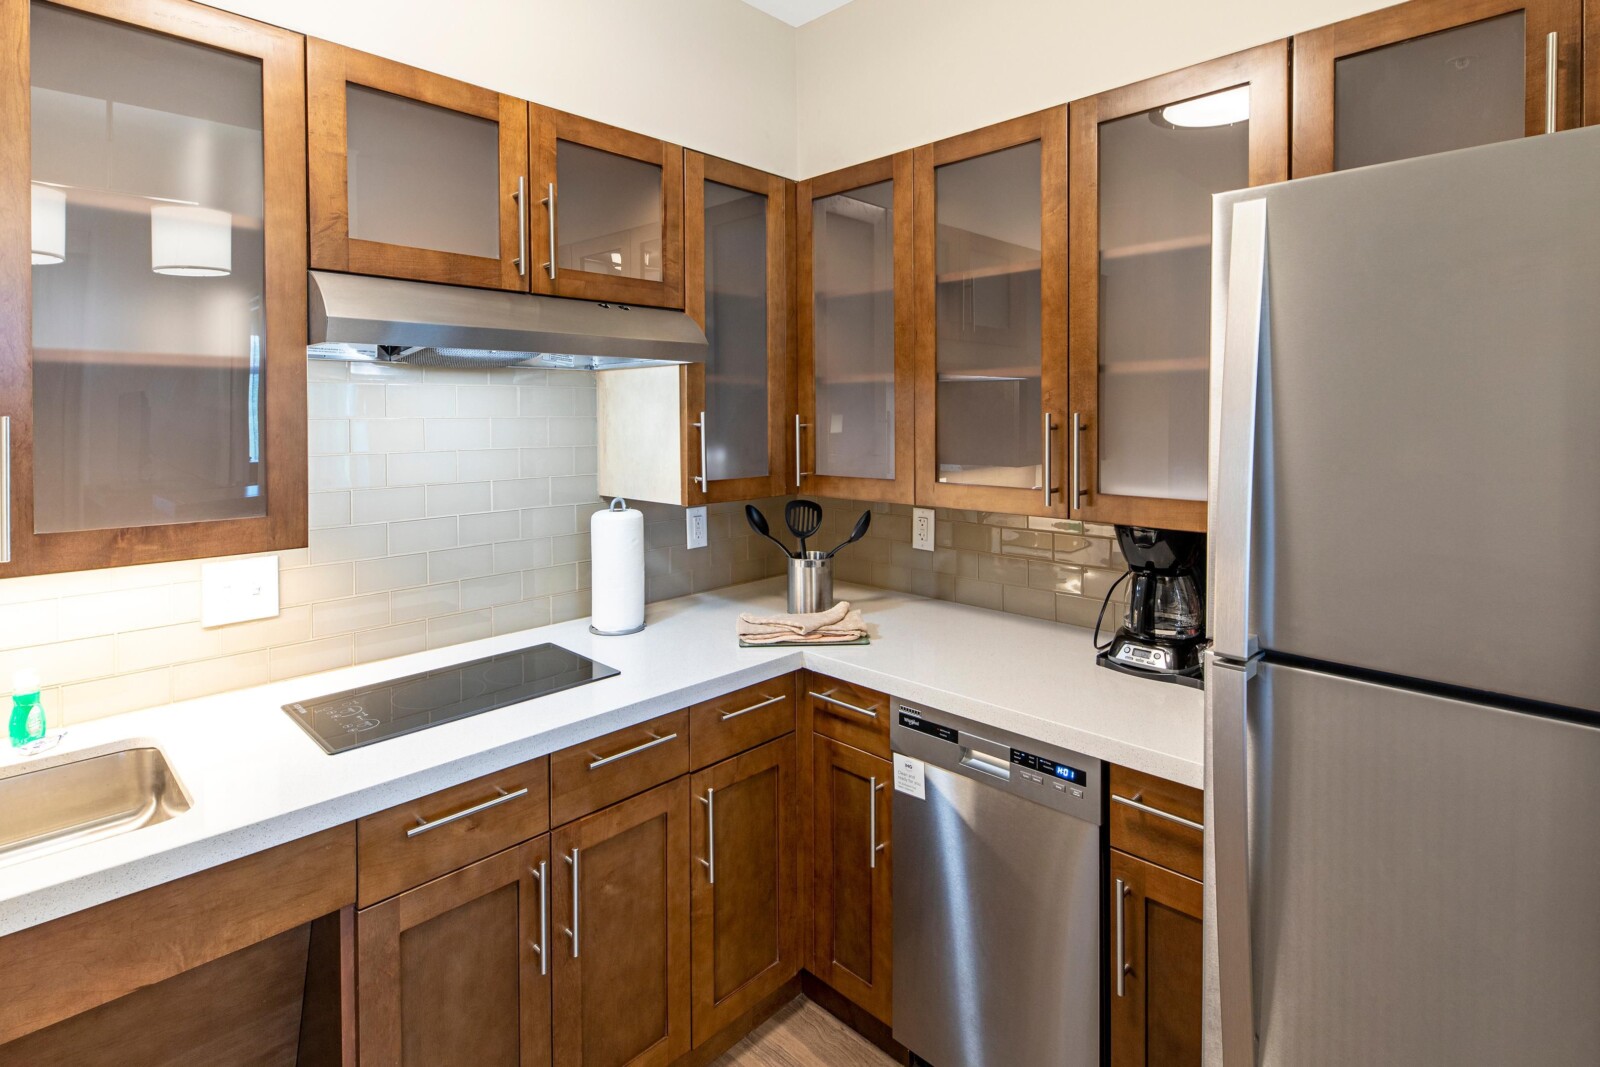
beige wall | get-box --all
[794,0,1396,176]
[205,0,801,177]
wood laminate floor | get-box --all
[709,997,897,1067]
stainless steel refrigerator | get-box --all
[1204,126,1600,1066]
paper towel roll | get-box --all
[590,498,645,635]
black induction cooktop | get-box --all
[283,642,619,754]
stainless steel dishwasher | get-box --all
[892,701,1102,1067]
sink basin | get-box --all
[0,745,191,865]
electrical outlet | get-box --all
[201,555,280,627]
[912,507,935,551]
[686,505,708,549]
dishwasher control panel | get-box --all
[892,702,1102,822]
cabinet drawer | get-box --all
[358,757,549,907]
[689,675,797,769]
[550,710,689,826]
[805,674,890,759]
[1108,766,1203,881]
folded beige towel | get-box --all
[738,600,867,645]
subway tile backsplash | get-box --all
[0,360,785,727]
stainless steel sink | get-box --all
[0,745,191,865]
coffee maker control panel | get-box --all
[1112,643,1175,671]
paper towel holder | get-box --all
[590,498,648,637]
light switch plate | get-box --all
[686,506,708,550]
[201,555,280,628]
[912,507,935,551]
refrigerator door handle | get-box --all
[1204,652,1256,1067]
[1210,197,1269,663]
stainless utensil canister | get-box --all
[787,552,834,614]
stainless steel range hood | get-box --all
[306,270,707,371]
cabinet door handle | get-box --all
[1545,31,1559,134]
[1070,411,1085,508]
[699,787,716,884]
[794,414,811,488]
[1042,411,1056,509]
[720,693,786,721]
[809,690,878,719]
[513,175,528,276]
[1111,792,1204,832]
[1115,877,1130,997]
[868,777,887,869]
[0,416,10,565]
[540,182,557,279]
[587,731,678,770]
[563,847,580,957]
[530,859,548,975]
[692,410,708,489]
[405,786,528,838]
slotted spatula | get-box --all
[784,499,823,557]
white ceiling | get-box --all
[739,0,856,27]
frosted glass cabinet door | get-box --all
[531,106,685,309]
[307,40,529,291]
[1068,42,1289,531]
[1292,0,1581,177]
[796,153,916,505]
[685,153,791,502]
[0,0,307,578]
[912,110,1068,516]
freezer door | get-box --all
[1241,661,1600,1065]
[1210,127,1600,714]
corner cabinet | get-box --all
[685,152,793,502]
[912,109,1069,516]
[529,106,685,310]
[1,0,307,578]
[1292,0,1583,177]
[307,39,530,290]
[796,153,917,505]
[1067,42,1289,531]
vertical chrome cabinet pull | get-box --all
[1042,411,1056,509]
[794,414,811,489]
[0,416,10,565]
[699,788,716,884]
[564,848,580,957]
[692,410,708,489]
[540,182,557,279]
[513,176,527,276]
[531,860,548,975]
[1546,32,1559,134]
[1069,411,1084,509]
[868,778,887,869]
[1115,877,1130,997]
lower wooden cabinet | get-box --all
[689,734,803,1045]
[1109,849,1203,1067]
[357,836,552,1067]
[810,734,893,1024]
[551,777,692,1067]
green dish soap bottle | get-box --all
[9,670,45,748]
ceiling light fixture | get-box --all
[1159,86,1251,128]
[151,204,232,277]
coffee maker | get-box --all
[1096,526,1207,687]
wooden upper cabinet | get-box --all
[1589,0,1600,125]
[912,109,1069,517]
[358,837,552,1067]
[1068,42,1289,532]
[0,0,307,578]
[1292,0,1583,177]
[796,153,917,504]
[685,152,794,501]
[307,40,530,291]
[529,106,685,309]
[550,777,691,1067]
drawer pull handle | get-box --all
[587,731,678,770]
[809,690,879,719]
[406,786,529,838]
[720,693,787,721]
[1111,792,1204,832]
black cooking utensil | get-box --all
[824,509,872,558]
[785,498,823,556]
[745,504,795,559]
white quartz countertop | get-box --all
[0,579,1202,936]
